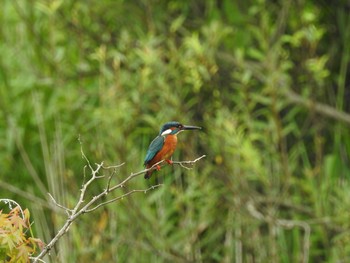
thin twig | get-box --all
[172,155,206,169]
[102,163,125,169]
[172,155,206,165]
[85,184,163,212]
[47,193,72,216]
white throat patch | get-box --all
[161,129,172,136]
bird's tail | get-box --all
[144,170,153,179]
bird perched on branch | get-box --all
[144,121,201,179]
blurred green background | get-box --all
[1,0,350,262]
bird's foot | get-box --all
[156,165,161,171]
[166,159,173,165]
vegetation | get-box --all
[0,200,43,262]
[0,0,349,262]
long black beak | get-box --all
[182,125,202,130]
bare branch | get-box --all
[85,184,163,213]
[106,171,116,191]
[172,155,206,169]
[32,153,205,262]
[78,135,93,171]
[47,193,72,216]
[102,163,125,169]
[173,154,206,165]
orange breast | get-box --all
[147,135,177,167]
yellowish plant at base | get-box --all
[0,201,44,262]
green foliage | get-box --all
[0,0,350,262]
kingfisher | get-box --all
[144,121,201,179]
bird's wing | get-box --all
[144,135,165,165]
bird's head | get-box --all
[159,121,201,136]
